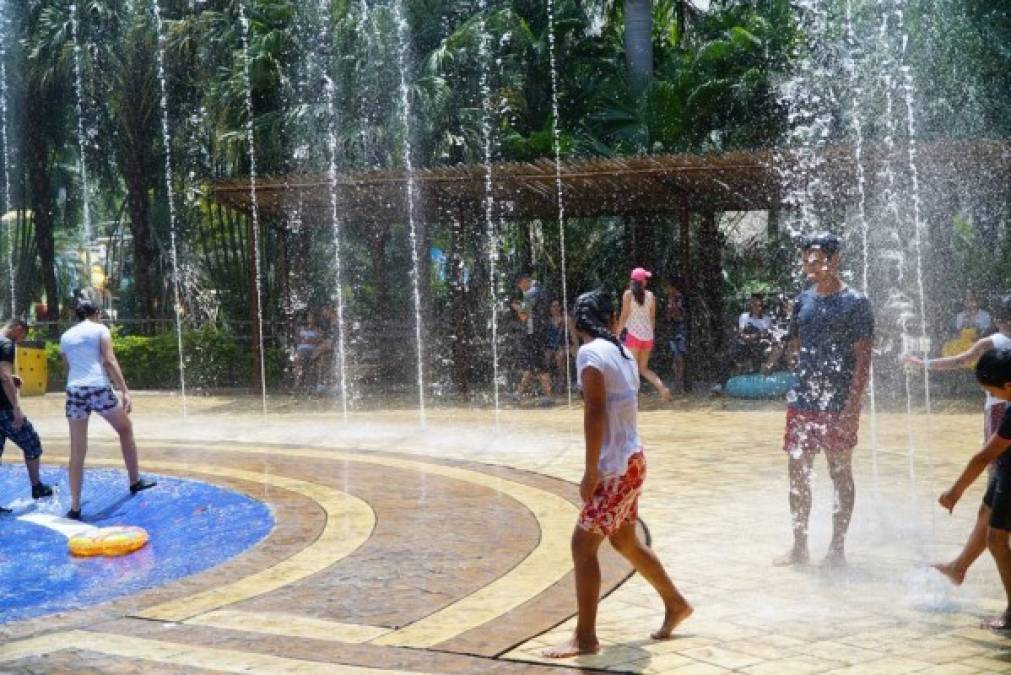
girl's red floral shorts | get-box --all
[578,451,646,536]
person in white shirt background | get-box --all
[733,292,774,374]
[956,289,993,337]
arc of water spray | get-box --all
[844,0,878,491]
[238,1,267,414]
[393,0,427,425]
[898,20,931,417]
[476,2,501,414]
[152,0,188,416]
[546,0,572,407]
[896,4,936,549]
[319,0,350,421]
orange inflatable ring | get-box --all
[68,526,149,558]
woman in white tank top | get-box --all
[904,294,1011,585]
[618,268,670,401]
[60,299,156,520]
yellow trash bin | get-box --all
[16,342,48,396]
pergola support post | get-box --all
[247,216,263,394]
[699,210,725,373]
[449,206,472,394]
[679,202,693,393]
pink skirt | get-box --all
[623,333,654,350]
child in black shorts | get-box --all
[940,348,1011,630]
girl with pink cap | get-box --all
[618,268,672,402]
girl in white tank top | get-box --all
[619,268,671,402]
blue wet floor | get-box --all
[0,465,274,624]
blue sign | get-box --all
[0,466,274,624]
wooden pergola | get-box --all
[212,140,1011,390]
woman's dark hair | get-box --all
[74,299,99,321]
[631,280,646,305]
[574,290,630,359]
[976,348,1011,388]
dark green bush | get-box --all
[45,326,285,391]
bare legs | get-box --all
[24,456,42,487]
[68,417,89,512]
[985,527,1011,630]
[775,449,854,567]
[825,450,855,566]
[671,355,685,393]
[775,452,814,566]
[518,371,553,398]
[68,406,141,514]
[544,521,691,658]
[100,406,141,484]
[934,503,989,585]
[609,521,693,638]
[629,347,670,401]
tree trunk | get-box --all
[624,0,654,98]
[125,162,158,323]
[624,214,657,273]
[679,203,692,390]
[698,210,725,357]
[23,87,58,331]
[449,210,470,394]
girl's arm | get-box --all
[940,434,1011,512]
[618,291,631,333]
[649,293,656,330]
[580,366,606,502]
[905,337,994,371]
[100,331,132,414]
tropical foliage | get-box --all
[1,0,1009,390]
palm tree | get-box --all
[18,0,73,324]
[624,0,652,97]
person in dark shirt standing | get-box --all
[0,319,52,514]
[772,233,874,567]
[512,273,554,405]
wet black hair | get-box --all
[631,280,646,306]
[74,299,99,321]
[574,290,630,360]
[976,349,1011,389]
[514,271,532,284]
[800,231,841,257]
[995,294,1011,323]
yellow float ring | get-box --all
[69,526,149,558]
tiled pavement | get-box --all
[2,394,1011,673]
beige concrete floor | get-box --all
[2,392,1009,673]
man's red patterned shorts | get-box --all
[783,407,858,457]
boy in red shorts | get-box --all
[544,291,691,659]
[771,233,874,568]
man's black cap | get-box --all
[800,231,841,257]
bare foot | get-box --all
[821,549,847,569]
[773,547,810,567]
[542,636,601,659]
[931,562,966,586]
[982,613,1011,632]
[651,602,694,640]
